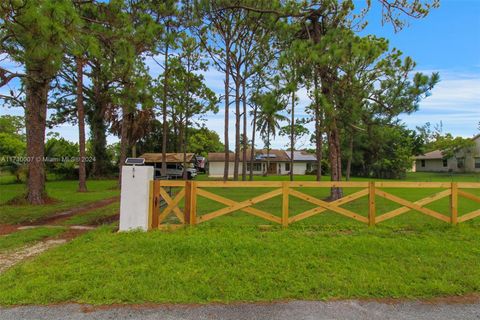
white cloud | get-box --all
[400,70,480,137]
[420,79,480,108]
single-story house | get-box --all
[414,134,480,173]
[207,149,317,177]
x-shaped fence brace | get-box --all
[457,190,480,222]
[287,188,369,223]
[375,189,451,223]
[157,187,185,224]
[195,188,282,224]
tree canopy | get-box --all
[0,0,447,203]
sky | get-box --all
[1,0,479,149]
[362,0,480,139]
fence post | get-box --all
[451,182,458,225]
[190,181,197,225]
[148,180,154,230]
[282,181,289,227]
[184,181,191,225]
[153,180,160,229]
[368,181,376,226]
[184,181,197,225]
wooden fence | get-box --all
[148,181,480,230]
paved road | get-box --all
[1,300,479,320]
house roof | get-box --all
[293,151,317,161]
[255,149,290,162]
[207,149,316,162]
[140,153,196,163]
[208,152,236,162]
[415,150,444,160]
[415,134,479,160]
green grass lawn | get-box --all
[0,179,119,225]
[0,172,478,305]
[0,224,479,305]
[0,227,66,253]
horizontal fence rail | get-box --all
[148,181,480,230]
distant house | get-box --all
[414,134,480,173]
[207,149,317,177]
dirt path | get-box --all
[0,196,119,236]
[31,196,119,225]
[0,239,66,273]
[0,228,93,274]
[0,197,120,273]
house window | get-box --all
[475,158,480,169]
[285,163,290,171]
[306,163,312,172]
[442,159,448,167]
[421,160,426,167]
[457,157,465,169]
[247,163,262,171]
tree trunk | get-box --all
[318,127,323,178]
[346,133,353,181]
[328,119,343,200]
[131,144,137,158]
[76,57,87,192]
[178,116,184,153]
[311,18,324,182]
[249,105,257,181]
[183,117,189,180]
[233,70,241,181]
[313,73,322,181]
[118,105,130,188]
[172,109,178,153]
[88,72,109,178]
[25,75,49,204]
[88,108,108,177]
[318,69,343,199]
[265,126,270,177]
[223,43,231,181]
[183,60,191,181]
[161,26,170,177]
[241,77,247,181]
[290,90,295,181]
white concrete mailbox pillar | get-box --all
[119,165,154,231]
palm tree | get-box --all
[256,94,287,176]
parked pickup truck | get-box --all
[154,164,197,180]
